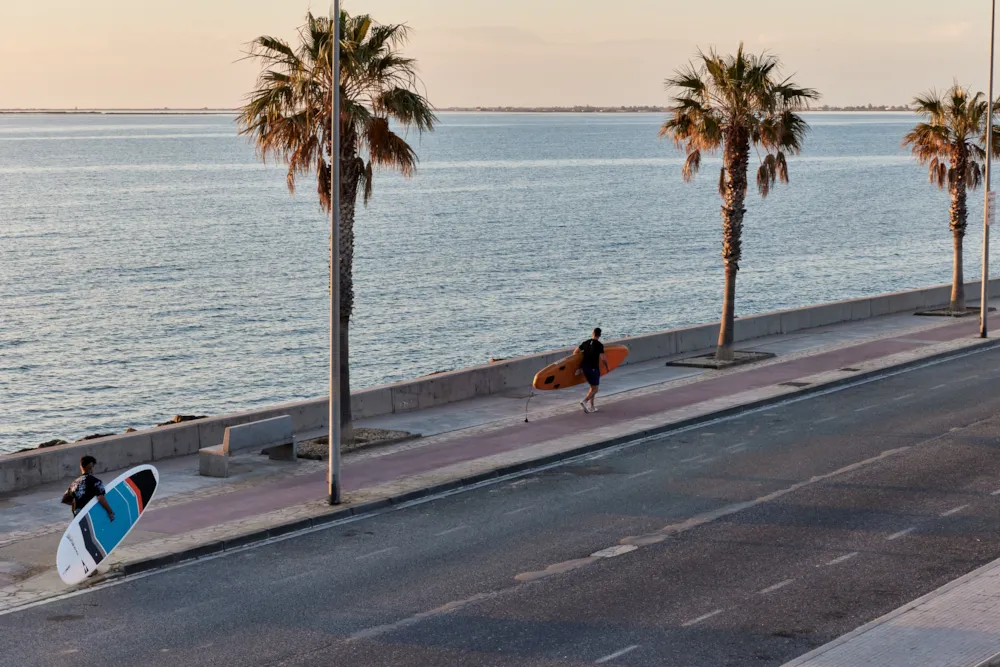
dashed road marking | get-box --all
[682,609,724,627]
[680,454,707,463]
[776,428,792,435]
[940,505,969,517]
[504,506,533,515]
[888,527,916,541]
[991,489,1000,496]
[595,645,640,663]
[571,486,601,496]
[435,525,469,537]
[759,579,795,594]
[893,393,915,401]
[726,442,748,452]
[815,416,838,423]
[591,545,638,559]
[930,383,948,391]
[824,552,859,566]
[627,469,656,480]
[356,547,397,560]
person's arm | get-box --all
[97,494,115,521]
[600,352,609,372]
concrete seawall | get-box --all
[3,279,996,494]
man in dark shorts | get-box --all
[62,455,115,521]
[577,327,609,413]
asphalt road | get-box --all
[7,346,1000,667]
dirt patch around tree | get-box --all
[296,428,418,460]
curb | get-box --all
[118,335,1000,579]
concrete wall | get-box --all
[2,279,995,494]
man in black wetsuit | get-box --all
[577,327,609,413]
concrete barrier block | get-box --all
[675,325,717,355]
[888,290,932,314]
[812,302,854,328]
[850,299,872,320]
[352,389,390,420]
[224,415,293,455]
[733,315,773,342]
[199,445,228,477]
[623,331,677,363]
[779,309,811,334]
[151,425,201,460]
[0,454,41,492]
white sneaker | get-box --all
[589,405,599,413]
[580,401,591,413]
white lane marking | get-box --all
[595,645,640,663]
[591,545,638,559]
[991,489,1000,496]
[504,506,533,515]
[680,454,707,463]
[776,428,792,435]
[435,525,469,537]
[940,505,969,517]
[726,442,748,452]
[893,393,915,401]
[356,547,397,560]
[855,404,879,412]
[681,609,724,627]
[824,552,859,566]
[726,445,747,453]
[627,469,656,480]
[930,383,948,391]
[759,579,795,594]
[887,527,916,541]
[815,416,838,423]
[571,486,601,496]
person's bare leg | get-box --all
[581,385,597,412]
[589,386,599,412]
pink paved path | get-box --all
[140,320,979,535]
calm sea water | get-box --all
[0,112,993,453]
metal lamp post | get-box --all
[982,0,997,337]
[328,0,343,504]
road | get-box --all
[6,346,1000,666]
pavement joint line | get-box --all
[434,525,469,537]
[823,552,859,566]
[626,469,656,480]
[681,609,724,627]
[594,645,640,663]
[940,504,969,517]
[355,547,397,560]
[6,334,1000,615]
[887,527,916,541]
[893,393,915,401]
[759,578,795,594]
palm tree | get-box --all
[238,11,436,439]
[661,44,818,361]
[903,85,999,313]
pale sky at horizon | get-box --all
[1,0,998,109]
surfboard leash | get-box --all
[524,388,535,423]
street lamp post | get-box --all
[328,0,343,504]
[982,0,997,338]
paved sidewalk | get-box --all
[1,306,999,613]
[782,556,1000,667]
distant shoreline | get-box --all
[1,106,912,115]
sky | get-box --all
[1,0,999,109]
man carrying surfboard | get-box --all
[62,456,115,521]
[577,328,609,413]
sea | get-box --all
[0,111,992,453]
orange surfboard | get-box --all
[532,344,629,391]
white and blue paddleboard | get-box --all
[57,464,159,585]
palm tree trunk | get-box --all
[337,144,360,442]
[716,131,749,361]
[948,165,968,313]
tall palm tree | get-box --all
[903,85,999,313]
[661,44,817,361]
[238,11,436,439]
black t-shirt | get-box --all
[67,474,106,515]
[579,339,605,369]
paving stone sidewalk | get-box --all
[1,308,998,614]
